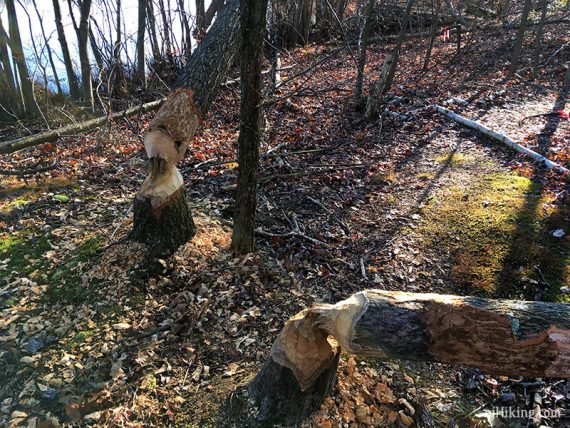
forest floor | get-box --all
[1,17,570,428]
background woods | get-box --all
[1,0,570,426]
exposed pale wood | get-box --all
[0,100,163,155]
[432,104,570,176]
[249,289,570,425]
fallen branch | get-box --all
[247,289,570,426]
[0,162,58,176]
[0,99,164,155]
[221,164,369,190]
[222,66,293,86]
[431,104,570,176]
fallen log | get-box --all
[0,99,164,155]
[431,104,570,177]
[248,289,570,426]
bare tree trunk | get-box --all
[508,0,532,77]
[354,0,375,103]
[382,0,415,94]
[423,1,440,70]
[113,0,128,98]
[158,0,173,60]
[131,0,241,257]
[195,0,207,37]
[531,0,548,75]
[52,0,80,99]
[5,0,41,116]
[31,0,63,94]
[177,0,192,59]
[0,17,22,116]
[365,53,393,118]
[249,289,570,426]
[231,0,268,254]
[137,0,147,85]
[146,0,162,61]
[78,0,94,110]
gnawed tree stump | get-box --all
[248,289,570,425]
[132,0,241,257]
[248,310,341,426]
[131,158,195,257]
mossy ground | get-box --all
[417,159,569,300]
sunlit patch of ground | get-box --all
[417,166,570,299]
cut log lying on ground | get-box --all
[131,0,240,257]
[0,99,163,155]
[248,289,570,426]
[431,104,570,177]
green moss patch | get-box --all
[435,152,476,167]
[418,171,569,299]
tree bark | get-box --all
[0,17,22,117]
[230,0,268,254]
[195,0,207,37]
[531,0,548,75]
[5,0,41,117]
[354,0,375,103]
[508,0,533,77]
[365,53,393,118]
[382,0,415,94]
[137,0,147,85]
[249,289,570,425]
[78,0,94,110]
[205,0,226,28]
[53,0,80,98]
[132,0,241,256]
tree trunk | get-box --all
[131,0,241,256]
[195,0,207,37]
[78,0,94,110]
[354,0,375,103]
[205,0,226,28]
[382,0,415,94]
[113,0,128,98]
[531,0,548,75]
[5,0,41,117]
[230,0,268,255]
[177,0,192,59]
[146,0,162,61]
[53,0,80,98]
[249,289,570,425]
[422,3,439,71]
[137,0,147,85]
[508,0,533,77]
[0,17,22,117]
[365,53,393,118]
[32,0,63,94]
[158,0,173,60]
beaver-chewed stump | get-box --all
[247,310,341,426]
[248,289,570,426]
[131,162,195,258]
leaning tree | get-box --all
[130,0,241,257]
